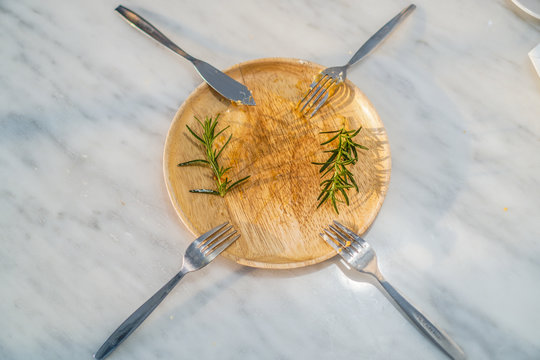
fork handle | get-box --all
[115,6,195,62]
[94,268,188,360]
[346,4,416,67]
[376,277,466,360]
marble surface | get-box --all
[1,1,540,359]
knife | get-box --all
[115,5,255,105]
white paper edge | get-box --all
[529,43,540,78]
[511,0,540,19]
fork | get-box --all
[297,4,416,118]
[321,221,466,360]
[94,222,239,360]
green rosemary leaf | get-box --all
[317,181,333,200]
[226,175,251,192]
[185,124,204,143]
[331,193,339,214]
[339,187,349,206]
[221,166,232,175]
[320,166,335,178]
[317,192,330,208]
[215,134,232,160]
[341,151,353,162]
[351,145,358,160]
[214,125,230,140]
[320,133,341,145]
[178,159,209,166]
[319,151,338,173]
[189,189,221,195]
[320,179,332,185]
[194,116,205,131]
[351,140,368,148]
[345,172,358,191]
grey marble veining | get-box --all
[1,0,539,359]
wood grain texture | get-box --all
[163,58,391,269]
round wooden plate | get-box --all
[163,58,391,269]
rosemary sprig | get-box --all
[312,126,368,214]
[178,114,250,197]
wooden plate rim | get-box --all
[163,57,391,269]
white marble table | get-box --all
[1,1,539,359]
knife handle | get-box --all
[346,4,415,67]
[94,269,188,360]
[115,5,195,62]
[377,277,466,360]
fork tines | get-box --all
[297,74,337,118]
[320,221,366,255]
[196,222,239,257]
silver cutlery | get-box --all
[115,5,255,106]
[94,222,239,360]
[298,4,416,118]
[321,221,465,360]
